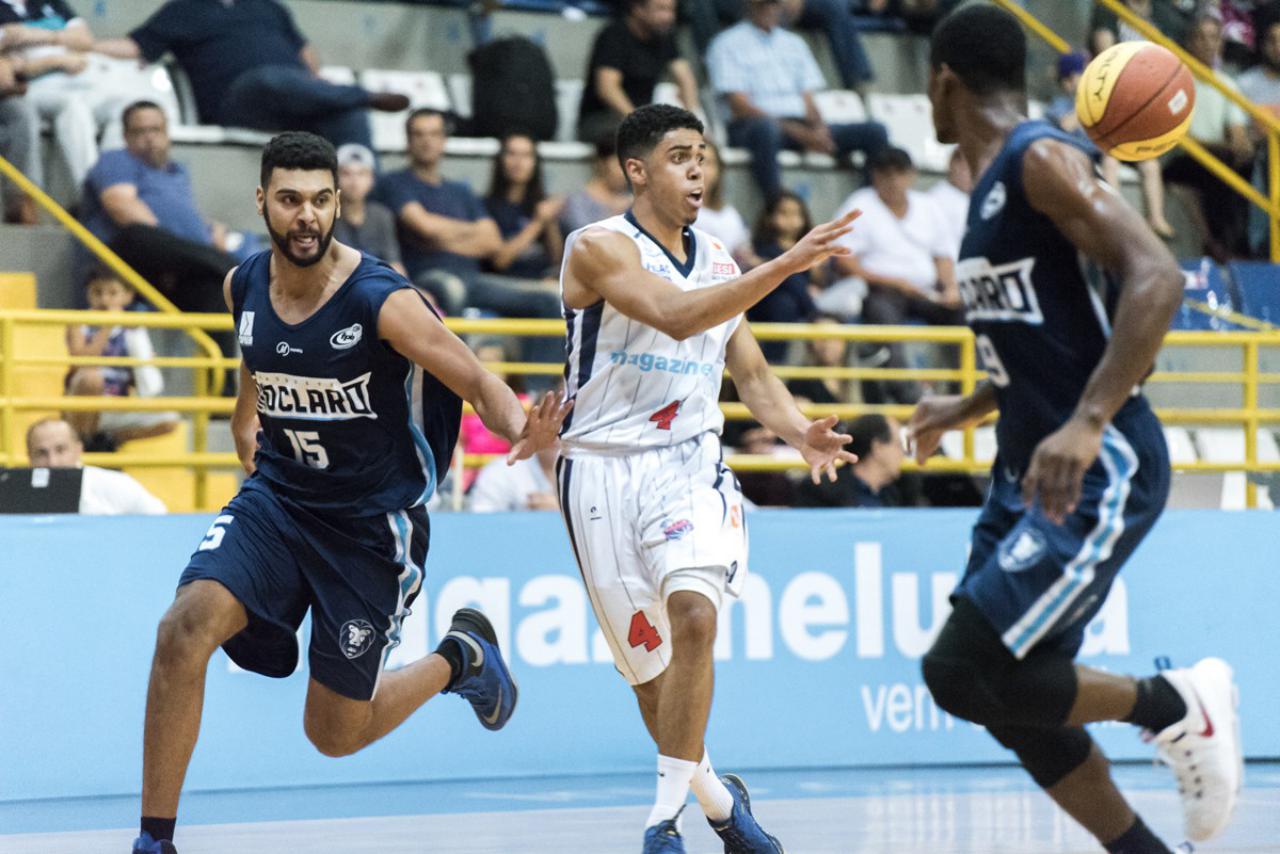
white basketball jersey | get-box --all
[559,213,742,455]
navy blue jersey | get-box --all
[958,120,1155,474]
[231,250,461,515]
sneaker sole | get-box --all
[450,608,519,729]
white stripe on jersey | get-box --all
[559,213,742,455]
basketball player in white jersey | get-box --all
[556,104,861,854]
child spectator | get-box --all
[334,143,406,277]
[747,190,821,363]
[65,269,177,449]
[694,142,761,269]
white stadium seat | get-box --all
[448,74,473,119]
[318,65,356,86]
[359,69,451,152]
[866,93,952,173]
[554,79,585,143]
[813,89,868,124]
[1192,427,1277,509]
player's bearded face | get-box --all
[263,193,338,268]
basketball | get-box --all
[1075,42,1196,161]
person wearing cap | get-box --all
[1046,51,1173,239]
[334,143,406,278]
[706,0,889,199]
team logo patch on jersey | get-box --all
[339,619,376,659]
[981,181,1007,220]
[238,311,255,346]
[999,527,1047,572]
[254,370,377,421]
[662,518,694,541]
[330,323,363,350]
[957,257,1043,324]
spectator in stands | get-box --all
[684,0,876,94]
[0,1,120,187]
[26,417,167,514]
[484,133,564,282]
[924,147,971,261]
[578,0,701,144]
[80,100,236,358]
[374,108,499,314]
[694,142,760,269]
[64,269,178,449]
[854,0,960,35]
[786,314,853,405]
[0,55,36,224]
[748,190,821,363]
[94,0,409,151]
[832,146,961,404]
[467,444,560,512]
[794,413,903,507]
[1164,14,1254,260]
[560,134,632,234]
[1089,0,1195,56]
[1239,17,1280,255]
[458,338,528,490]
[332,143,406,276]
[707,0,889,199]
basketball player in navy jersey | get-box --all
[908,6,1242,853]
[131,133,568,854]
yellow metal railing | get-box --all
[992,0,1280,262]
[0,153,226,394]
[5,313,1280,508]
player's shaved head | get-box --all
[930,2,1026,96]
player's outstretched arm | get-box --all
[566,209,860,341]
[724,323,857,484]
[1020,138,1183,522]
[378,289,570,464]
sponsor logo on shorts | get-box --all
[662,518,694,541]
[330,323,363,350]
[340,619,376,659]
[998,527,1047,572]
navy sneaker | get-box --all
[131,832,178,854]
[441,608,518,731]
[642,814,686,853]
[709,774,785,853]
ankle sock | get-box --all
[645,754,696,829]
[1104,815,1173,854]
[140,816,176,843]
[690,750,734,823]
[434,637,465,689]
[1124,675,1188,732]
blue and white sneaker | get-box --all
[709,774,786,853]
[131,832,177,854]
[441,608,518,731]
[642,814,686,853]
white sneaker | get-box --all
[1152,658,1243,842]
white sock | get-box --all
[645,754,697,829]
[690,749,735,822]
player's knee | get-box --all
[154,584,242,665]
[921,599,1014,725]
[665,590,718,651]
[989,725,1094,790]
[67,368,104,395]
[921,650,990,723]
[304,722,364,758]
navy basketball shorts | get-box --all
[955,422,1170,660]
[179,477,429,701]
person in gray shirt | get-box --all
[334,143,406,276]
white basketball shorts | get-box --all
[555,432,748,686]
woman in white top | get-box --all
[693,142,762,270]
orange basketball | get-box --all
[1075,42,1196,161]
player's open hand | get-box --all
[507,390,573,465]
[1021,415,1104,524]
[786,208,861,273]
[906,394,966,465]
[801,414,857,484]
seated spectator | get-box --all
[1089,0,1194,56]
[578,0,701,144]
[747,190,821,363]
[707,0,888,199]
[831,147,961,405]
[786,314,853,405]
[854,0,962,35]
[26,417,166,514]
[686,0,875,94]
[1239,17,1280,255]
[333,143,406,277]
[65,269,178,449]
[794,413,903,507]
[924,147,971,261]
[1164,14,1254,260]
[484,133,564,281]
[560,134,633,234]
[467,445,560,512]
[0,55,37,224]
[94,0,408,151]
[694,142,760,269]
[730,423,797,507]
[80,100,236,358]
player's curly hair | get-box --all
[930,2,1026,96]
[615,104,704,172]
[260,131,338,189]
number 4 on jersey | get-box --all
[628,610,663,651]
[649,400,682,431]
